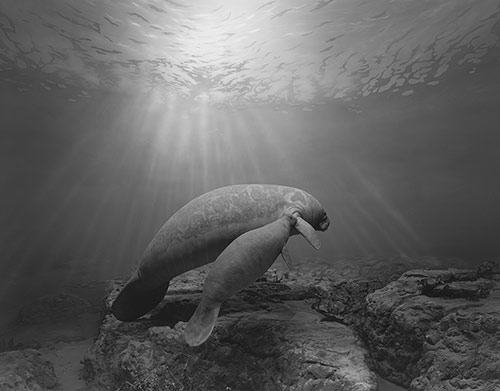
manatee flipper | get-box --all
[281,244,293,270]
[111,275,169,321]
[184,299,221,347]
[294,215,321,249]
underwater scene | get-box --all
[1,0,500,390]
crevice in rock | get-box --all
[150,299,199,327]
[420,278,491,300]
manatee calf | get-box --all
[184,211,319,346]
[111,184,330,321]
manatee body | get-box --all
[111,184,330,321]
[185,213,304,346]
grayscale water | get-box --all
[1,1,499,390]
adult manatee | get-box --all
[111,184,330,321]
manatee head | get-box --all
[303,198,330,232]
[286,190,330,232]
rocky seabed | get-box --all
[1,258,498,391]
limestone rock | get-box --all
[0,349,59,391]
[361,262,500,390]
[84,270,377,391]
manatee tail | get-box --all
[111,273,169,321]
[184,299,221,347]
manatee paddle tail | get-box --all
[111,275,169,321]
[184,299,221,347]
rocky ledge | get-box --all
[1,259,499,391]
[83,267,377,391]
[359,262,500,391]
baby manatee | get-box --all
[184,211,320,346]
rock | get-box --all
[360,262,500,390]
[83,269,377,391]
[0,349,60,391]
[65,257,497,391]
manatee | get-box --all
[111,184,330,321]
[184,211,317,346]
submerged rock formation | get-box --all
[83,268,377,391]
[0,349,59,391]
[360,262,500,390]
[82,260,500,391]
[1,257,498,391]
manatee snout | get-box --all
[318,214,330,231]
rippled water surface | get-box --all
[1,0,499,107]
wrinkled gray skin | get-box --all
[112,184,330,321]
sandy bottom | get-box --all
[0,264,106,390]
[40,339,93,391]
